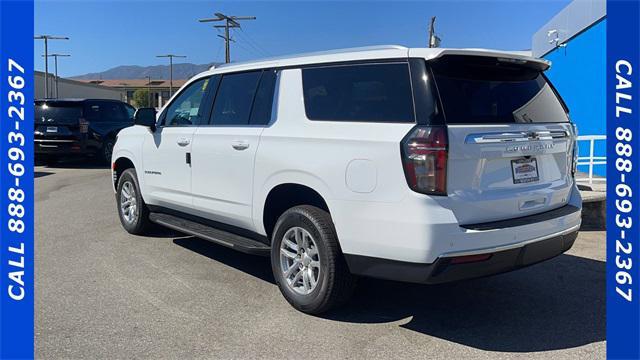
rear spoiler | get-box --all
[410,48,551,71]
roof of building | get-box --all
[76,79,189,89]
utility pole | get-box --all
[146,76,152,107]
[199,12,256,63]
[156,54,186,96]
[34,35,69,98]
[428,17,441,48]
[42,53,70,99]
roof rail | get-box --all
[215,45,408,69]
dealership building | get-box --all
[532,0,606,177]
[79,79,188,108]
[35,71,125,101]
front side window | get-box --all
[301,63,415,123]
[163,77,211,126]
[210,71,262,126]
[430,56,569,124]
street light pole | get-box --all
[42,54,70,99]
[156,54,186,97]
[199,13,256,63]
[34,35,69,98]
[146,76,151,107]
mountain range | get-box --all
[71,63,218,80]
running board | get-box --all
[149,212,271,256]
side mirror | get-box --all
[134,108,157,130]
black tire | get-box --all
[101,139,115,165]
[42,155,58,166]
[271,205,356,314]
[116,168,151,235]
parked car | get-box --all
[35,98,136,164]
[112,46,582,314]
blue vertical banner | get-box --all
[0,0,35,359]
[607,0,640,359]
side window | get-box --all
[301,63,415,123]
[163,77,211,126]
[125,104,136,120]
[249,70,278,126]
[84,102,129,122]
[210,71,262,126]
[84,102,102,122]
[102,102,129,123]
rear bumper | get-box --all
[333,182,582,265]
[34,139,95,156]
[345,228,578,284]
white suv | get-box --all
[112,46,582,314]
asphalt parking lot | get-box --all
[35,160,605,359]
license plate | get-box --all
[511,158,539,184]
[46,126,58,133]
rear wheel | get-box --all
[40,155,58,166]
[116,168,151,235]
[271,205,356,314]
[101,139,115,165]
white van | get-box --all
[112,46,581,314]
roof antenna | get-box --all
[428,16,441,48]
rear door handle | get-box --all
[176,137,190,147]
[231,140,250,151]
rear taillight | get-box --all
[79,117,89,133]
[570,123,578,177]
[401,126,448,195]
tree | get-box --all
[132,89,150,108]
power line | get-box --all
[237,28,271,57]
[198,12,256,63]
[233,40,262,59]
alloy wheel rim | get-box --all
[120,181,138,224]
[279,227,321,295]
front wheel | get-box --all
[271,205,356,314]
[116,168,151,235]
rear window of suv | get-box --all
[302,63,414,123]
[430,56,569,124]
[35,101,82,121]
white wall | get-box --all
[35,71,125,101]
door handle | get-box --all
[231,140,250,151]
[176,137,190,147]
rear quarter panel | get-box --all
[253,69,415,242]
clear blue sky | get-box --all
[34,0,571,78]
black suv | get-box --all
[35,99,136,164]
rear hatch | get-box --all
[34,100,84,141]
[430,55,575,225]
